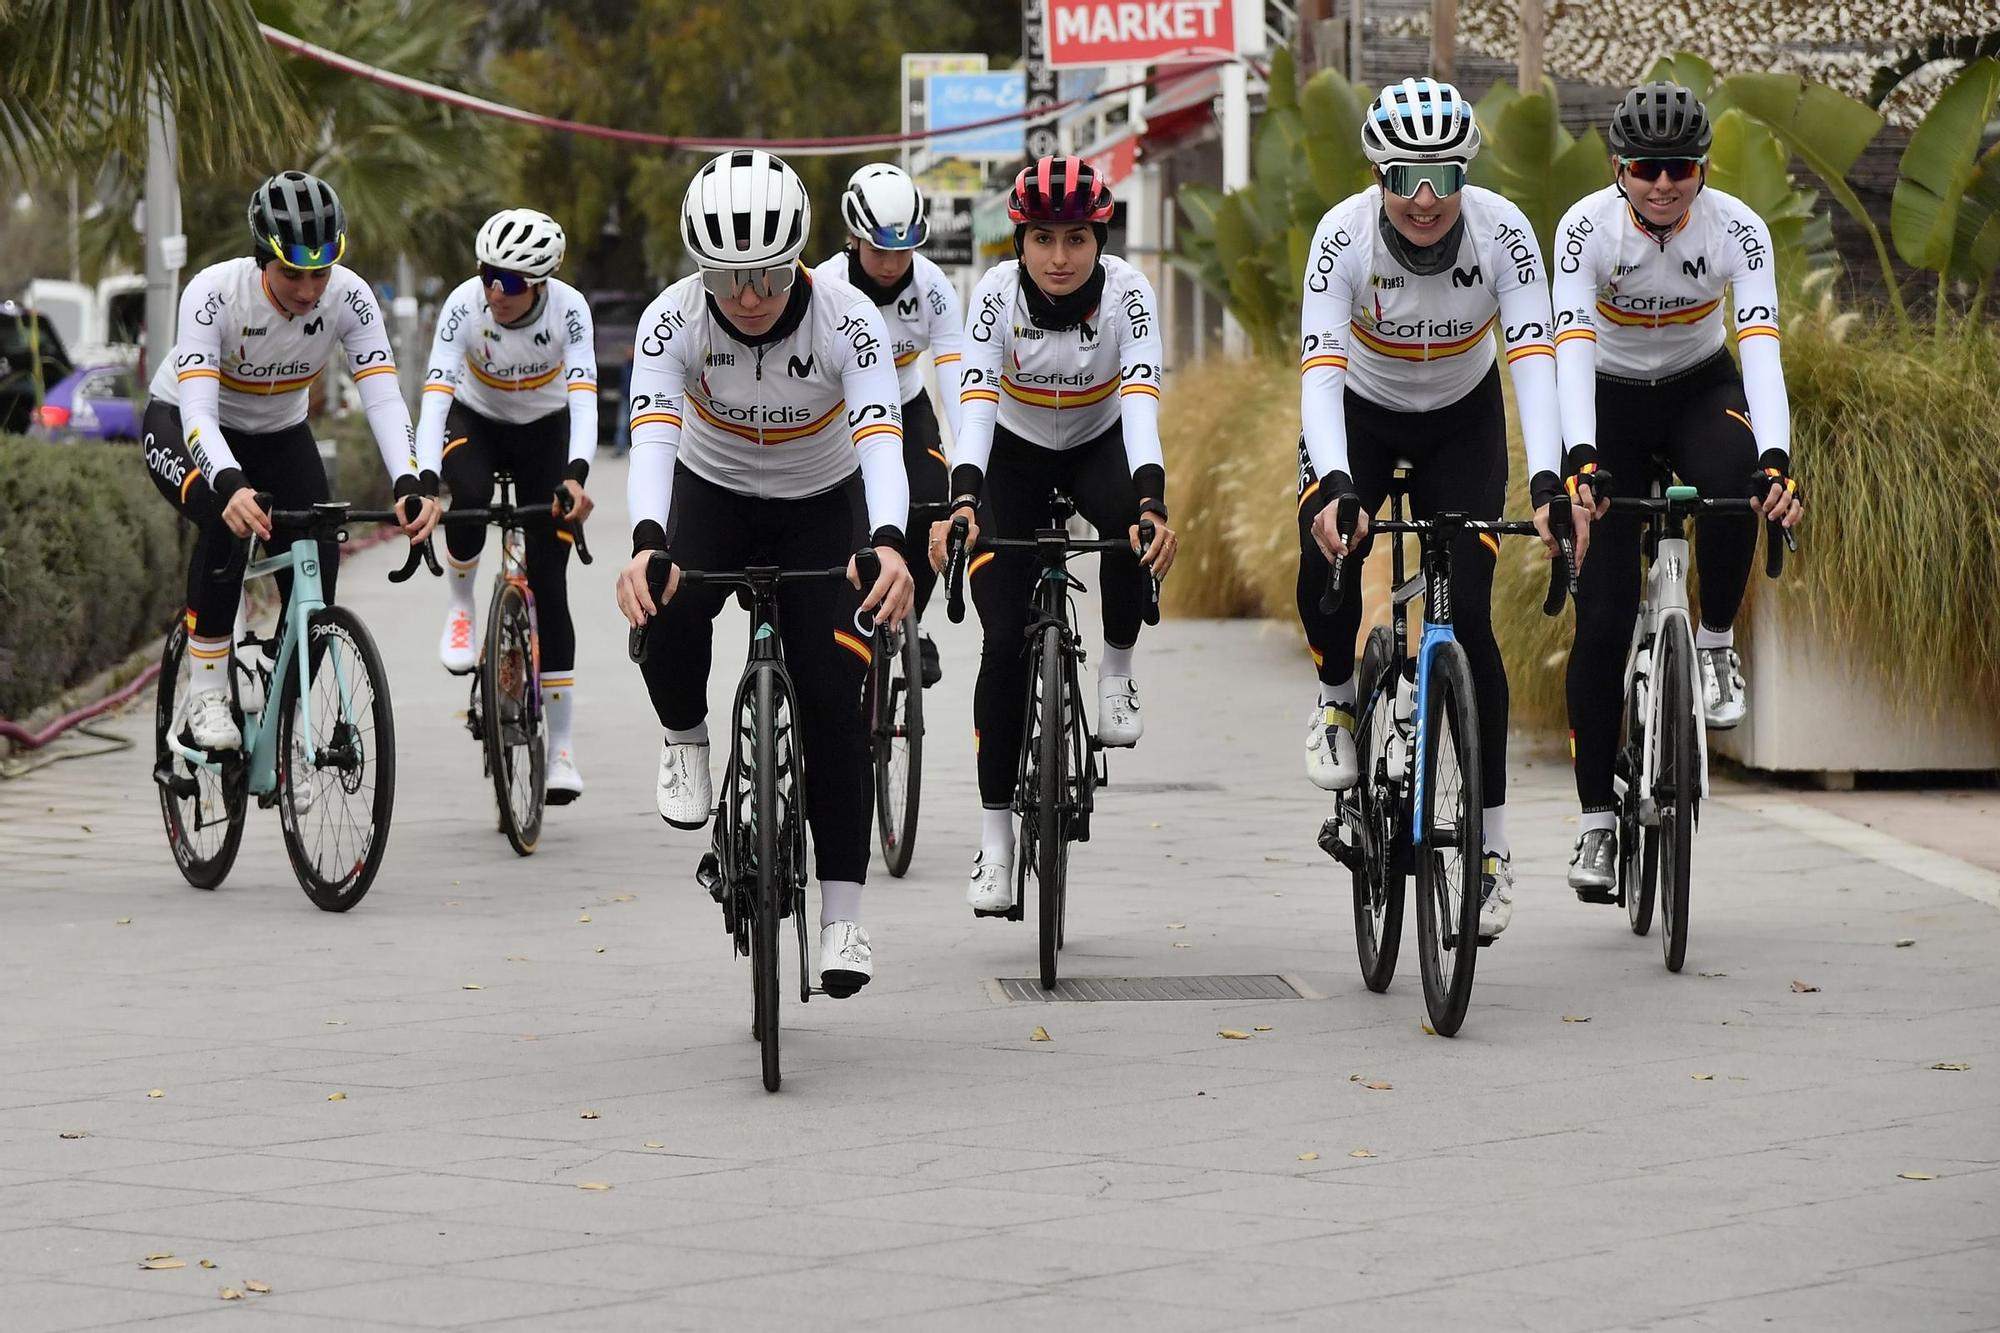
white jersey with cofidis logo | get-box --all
[1550,184,1790,458]
[809,251,964,437]
[413,276,599,475]
[1297,185,1560,484]
[951,255,1164,476]
[148,257,414,483]
[623,269,908,537]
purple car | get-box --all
[34,362,141,442]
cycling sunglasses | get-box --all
[264,235,346,270]
[1620,156,1706,183]
[1381,161,1466,200]
[479,264,541,296]
[698,264,798,301]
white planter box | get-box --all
[1710,586,2000,776]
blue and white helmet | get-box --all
[1362,77,1481,166]
[841,163,928,250]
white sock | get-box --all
[665,723,709,746]
[1100,643,1134,678]
[1695,624,1734,650]
[819,879,862,929]
[1580,810,1617,834]
[1320,679,1356,710]
[1483,805,1509,858]
[542,672,575,756]
[446,553,479,613]
[981,805,1014,862]
[188,634,232,697]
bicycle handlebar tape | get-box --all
[1138,518,1163,626]
[1542,501,1575,618]
[1750,468,1794,579]
[388,539,431,585]
[944,516,971,625]
[554,487,594,566]
[630,551,672,665]
[855,547,883,588]
[1318,492,1362,615]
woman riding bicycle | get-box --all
[415,208,598,804]
[614,150,914,998]
[1297,78,1581,940]
[1550,82,1804,898]
[812,162,963,687]
[141,170,438,754]
[931,154,1180,917]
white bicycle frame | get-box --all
[1614,489,1711,829]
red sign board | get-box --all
[1046,0,1238,69]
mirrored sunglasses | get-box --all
[698,264,798,301]
[1382,161,1467,200]
[265,235,346,270]
[1620,156,1705,183]
[479,264,540,296]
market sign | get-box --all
[1046,0,1239,68]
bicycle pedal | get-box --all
[1475,936,1495,948]
[971,906,1015,919]
[1573,885,1617,906]
[544,789,579,808]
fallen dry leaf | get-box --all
[1895,938,1915,948]
[59,1131,86,1140]
[1420,1021,1436,1036]
[116,918,132,926]
[1791,980,1820,993]
[1218,1030,1251,1040]
[576,1182,612,1191]
[245,1280,271,1294]
[1698,971,1728,978]
[220,1287,243,1300]
[1364,1080,1393,1091]
[199,1260,216,1269]
[1692,1073,1715,1081]
[325,1092,346,1102]
[1253,1025,1273,1032]
[1172,942,1190,949]
[81,824,92,833]
[461,984,482,990]
[1931,1062,1971,1072]
[1349,1073,1361,1082]
[643,1141,664,1149]
[1262,856,1285,863]
[324,1019,346,1026]
[579,1110,600,1119]
[1562,1015,1592,1023]
[1349,1149,1376,1159]
[506,956,528,962]
[1298,1152,1320,1161]
[1166,923,1186,930]
[144,1253,173,1262]
[139,1258,186,1271]
[610,895,635,903]
[595,947,606,954]
[577,914,592,924]
[1030,1026,1051,1042]
[147,1089,164,1099]
[1898,1172,1938,1181]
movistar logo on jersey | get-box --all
[787,354,816,378]
[303,316,325,336]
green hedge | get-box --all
[0,434,192,719]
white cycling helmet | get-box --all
[475,208,566,278]
[1362,77,1481,165]
[841,163,928,250]
[681,149,812,269]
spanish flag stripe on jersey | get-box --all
[1350,313,1497,362]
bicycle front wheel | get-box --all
[1350,626,1405,993]
[872,623,923,877]
[1032,623,1068,990]
[1412,641,1483,1036]
[154,621,246,889]
[1620,666,1656,936]
[277,607,396,912]
[751,667,783,1092]
[1654,624,1697,972]
[483,580,544,856]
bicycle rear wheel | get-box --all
[483,580,544,856]
[872,623,923,877]
[751,667,783,1092]
[1032,623,1068,990]
[277,607,396,912]
[1350,627,1405,993]
[1412,641,1483,1036]
[1619,667,1656,936]
[154,622,246,889]
[1654,624,1697,972]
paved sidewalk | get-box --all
[2,456,1996,1332]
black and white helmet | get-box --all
[681,149,812,269]
[841,163,928,250]
[475,208,566,278]
[1607,82,1713,157]
[1362,77,1481,166]
[247,170,346,269]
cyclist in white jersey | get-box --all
[416,209,597,802]
[928,154,1179,915]
[1550,83,1804,897]
[1298,79,1585,939]
[812,163,964,688]
[142,171,438,753]
[613,150,913,997]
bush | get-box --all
[0,434,193,718]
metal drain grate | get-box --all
[996,975,1305,1002]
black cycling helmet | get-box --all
[248,171,347,270]
[1607,83,1713,157]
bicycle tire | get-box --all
[483,580,545,857]
[1412,641,1482,1036]
[1350,626,1405,993]
[154,622,247,890]
[277,607,396,912]
[1036,623,1067,991]
[872,624,923,877]
[1656,624,1697,972]
[753,666,783,1092]
[1621,667,1656,936]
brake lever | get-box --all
[1318,493,1362,614]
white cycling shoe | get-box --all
[1479,854,1516,939]
[439,606,478,675]
[1097,675,1143,747]
[966,852,1013,916]
[1305,704,1359,791]
[185,692,242,752]
[818,922,873,998]
[546,750,584,806]
[1699,646,1746,729]
[655,740,712,829]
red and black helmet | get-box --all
[1008,155,1115,226]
